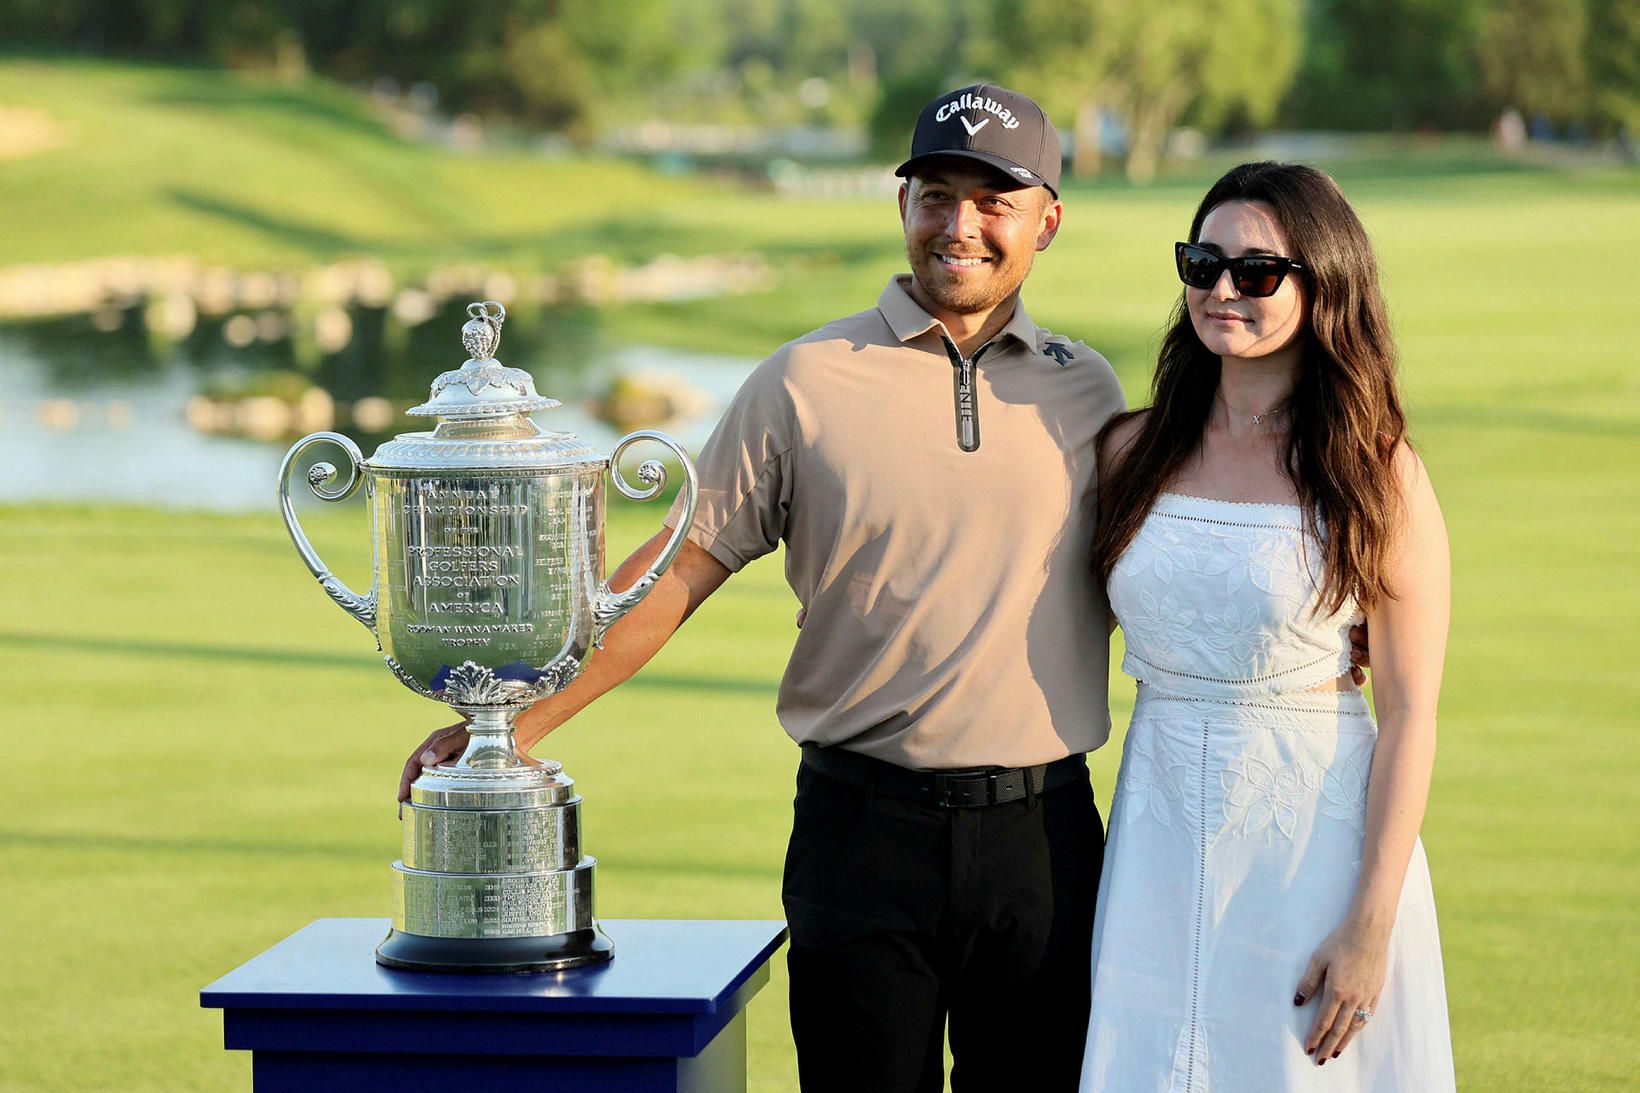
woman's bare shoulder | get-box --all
[1385,437,1439,506]
[1098,408,1150,474]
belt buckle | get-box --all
[932,771,995,808]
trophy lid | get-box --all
[406,301,560,420]
[368,301,605,472]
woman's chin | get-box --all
[1193,330,1244,359]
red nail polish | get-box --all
[1332,1051,1340,1059]
[1293,993,1305,1006]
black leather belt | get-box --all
[801,745,1087,808]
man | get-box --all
[401,84,1125,1090]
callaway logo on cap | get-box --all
[896,83,1062,197]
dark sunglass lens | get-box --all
[1179,248,1222,288]
[1234,260,1285,297]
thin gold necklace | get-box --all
[1249,405,1287,427]
[1218,393,1289,428]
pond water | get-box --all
[0,318,757,512]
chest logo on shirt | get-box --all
[1044,342,1074,367]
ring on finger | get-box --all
[1351,1006,1373,1024]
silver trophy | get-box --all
[277,301,697,972]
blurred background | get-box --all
[1,2,1636,1091]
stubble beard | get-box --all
[911,245,1034,317]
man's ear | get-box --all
[898,182,910,227]
[1036,196,1064,252]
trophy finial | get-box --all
[461,300,506,362]
[409,299,560,418]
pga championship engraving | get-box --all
[277,301,698,972]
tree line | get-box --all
[4,0,1634,178]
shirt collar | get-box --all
[877,275,1042,357]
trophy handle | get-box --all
[592,430,699,647]
[277,431,378,635]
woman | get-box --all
[1079,162,1456,1091]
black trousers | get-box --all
[782,760,1104,1092]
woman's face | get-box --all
[1187,200,1307,365]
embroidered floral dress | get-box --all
[1080,493,1455,1093]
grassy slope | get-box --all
[0,59,694,270]
[3,58,1639,1092]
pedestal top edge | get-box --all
[200,918,789,1017]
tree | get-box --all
[857,0,991,156]
[988,0,1303,182]
[1289,0,1488,130]
[305,0,683,134]
[1476,0,1589,122]
[1586,0,1640,134]
[868,64,951,160]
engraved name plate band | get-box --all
[277,301,698,972]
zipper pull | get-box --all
[942,337,985,453]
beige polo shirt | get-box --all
[666,275,1126,769]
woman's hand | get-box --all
[1293,918,1390,1064]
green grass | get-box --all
[3,57,1640,1093]
[0,58,693,270]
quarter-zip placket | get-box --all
[941,335,994,453]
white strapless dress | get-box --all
[1080,493,1455,1092]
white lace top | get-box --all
[1108,492,1364,700]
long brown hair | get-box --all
[1091,162,1406,613]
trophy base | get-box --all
[374,923,614,974]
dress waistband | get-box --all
[1134,682,1374,729]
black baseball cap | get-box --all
[895,84,1061,197]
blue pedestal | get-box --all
[201,918,788,1092]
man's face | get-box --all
[898,158,1062,322]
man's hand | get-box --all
[398,720,469,803]
[396,719,546,805]
[1348,622,1370,686]
[392,534,732,805]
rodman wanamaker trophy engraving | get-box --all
[277,301,697,972]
